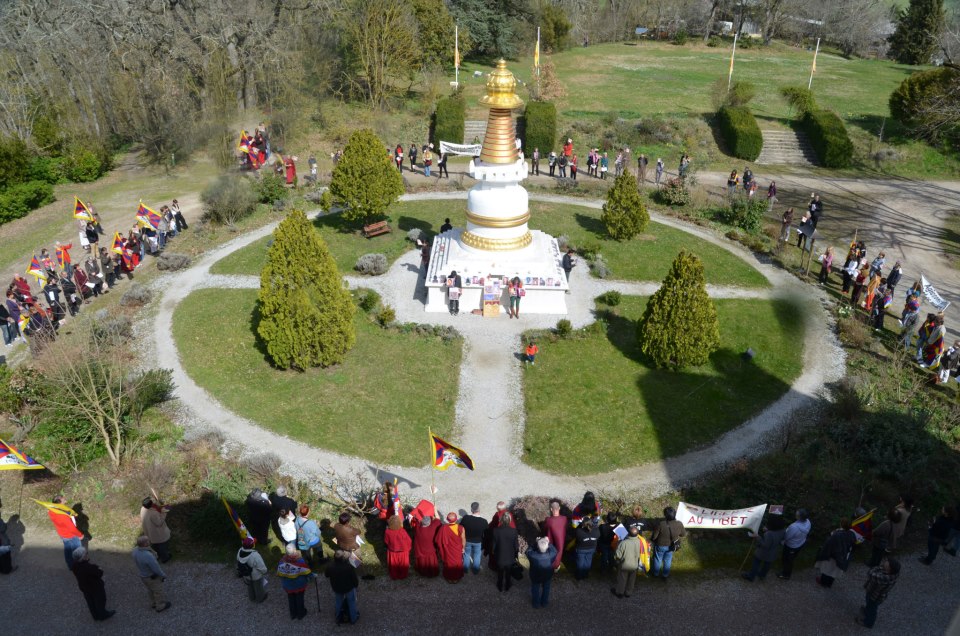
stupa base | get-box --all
[424,228,569,315]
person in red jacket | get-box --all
[47,495,84,569]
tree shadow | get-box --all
[396,215,433,236]
[314,212,357,235]
[248,304,271,364]
[574,212,607,238]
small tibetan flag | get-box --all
[73,197,95,222]
[26,255,46,281]
[430,431,474,471]
[0,438,44,471]
[34,499,77,517]
[222,497,249,538]
[136,202,162,230]
[851,509,874,544]
[111,232,124,255]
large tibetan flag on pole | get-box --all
[851,509,874,544]
[429,430,474,471]
[111,232,125,255]
[135,201,162,230]
[34,499,77,517]
[73,197,95,222]
[222,497,249,538]
[0,438,44,471]
[26,255,47,281]
[727,32,738,89]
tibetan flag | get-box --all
[136,202,162,230]
[26,255,46,281]
[237,130,251,153]
[34,499,77,517]
[73,197,95,222]
[430,431,474,471]
[18,312,29,336]
[222,497,249,538]
[111,232,124,255]
[0,438,44,471]
[534,27,540,70]
[851,509,874,544]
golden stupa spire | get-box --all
[479,60,524,165]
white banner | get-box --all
[921,274,951,312]
[439,141,481,156]
[676,502,767,532]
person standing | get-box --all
[598,512,618,573]
[140,497,172,563]
[891,495,914,549]
[547,151,557,177]
[326,550,360,624]
[809,193,823,228]
[526,537,557,609]
[742,515,787,581]
[435,512,466,583]
[742,166,753,193]
[132,535,171,612]
[413,515,440,577]
[277,544,314,620]
[542,501,566,571]
[612,524,642,598]
[919,505,955,565]
[562,249,576,292]
[308,154,318,182]
[383,514,412,580]
[0,301,15,347]
[563,138,573,160]
[492,512,519,592]
[461,502,487,574]
[237,536,268,603]
[767,181,777,211]
[278,509,297,547]
[270,486,298,542]
[573,517,599,580]
[614,151,624,178]
[0,504,14,574]
[447,270,462,316]
[423,145,433,177]
[72,547,115,621]
[868,509,901,567]
[886,261,903,295]
[637,154,648,185]
[857,558,900,628]
[570,154,578,181]
[98,247,116,288]
[815,518,856,588]
[46,496,84,569]
[599,152,609,179]
[779,208,795,243]
[438,152,449,179]
[408,142,418,173]
[507,277,522,319]
[818,246,834,285]
[394,143,403,172]
[333,512,361,558]
[170,199,187,232]
[655,157,664,185]
[246,489,273,546]
[296,505,324,568]
[531,148,540,175]
[558,153,567,178]
[55,241,74,277]
[726,170,739,197]
[650,506,686,580]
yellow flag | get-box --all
[534,28,540,69]
[454,25,460,69]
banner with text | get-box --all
[677,502,767,533]
[439,141,481,157]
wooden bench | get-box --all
[362,220,392,238]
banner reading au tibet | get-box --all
[677,502,767,533]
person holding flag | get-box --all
[55,241,74,277]
[38,496,84,569]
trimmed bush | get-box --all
[254,172,289,204]
[376,305,396,326]
[555,319,573,338]
[716,106,762,161]
[780,86,815,116]
[431,94,466,145]
[156,253,192,271]
[716,197,767,234]
[329,129,404,224]
[406,228,425,243]
[597,290,622,306]
[637,250,720,369]
[120,283,154,307]
[890,67,959,133]
[601,172,649,240]
[0,180,55,224]
[801,109,853,168]
[655,177,691,206]
[354,253,388,276]
[201,175,258,225]
[522,101,558,155]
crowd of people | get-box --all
[7,485,956,630]
[2,199,189,353]
[393,142,449,179]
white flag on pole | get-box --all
[921,274,951,311]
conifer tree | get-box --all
[637,250,720,369]
[257,209,356,370]
[889,0,946,65]
[601,172,649,240]
[329,128,404,224]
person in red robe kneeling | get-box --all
[383,515,411,580]
[413,515,440,578]
[436,512,466,583]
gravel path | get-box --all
[148,192,844,505]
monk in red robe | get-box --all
[285,155,297,185]
[383,515,411,580]
[435,512,466,583]
[412,515,439,577]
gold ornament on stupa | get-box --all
[478,59,524,165]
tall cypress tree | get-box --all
[637,250,720,369]
[601,172,649,240]
[329,128,404,224]
[889,0,946,65]
[257,209,356,370]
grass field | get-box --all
[212,200,769,287]
[172,288,462,467]
[522,296,804,474]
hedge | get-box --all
[522,101,557,155]
[717,106,762,161]
[801,108,853,168]
[0,180,55,225]
[431,95,465,146]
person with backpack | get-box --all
[814,518,857,588]
[237,536,268,603]
[296,505,325,568]
[650,506,686,580]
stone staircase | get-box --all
[463,120,486,145]
[756,129,818,166]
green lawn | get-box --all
[212,200,769,287]
[523,296,804,474]
[172,289,461,466]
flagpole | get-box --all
[454,24,459,88]
[808,37,820,90]
[727,32,738,90]
[536,26,541,96]
[428,428,436,508]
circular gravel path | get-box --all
[151,192,844,505]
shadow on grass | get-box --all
[396,215,433,235]
[314,212,358,234]
[574,212,607,238]
[248,303,272,365]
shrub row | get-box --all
[522,100,558,155]
[431,95,465,146]
[801,108,854,168]
[0,180,55,224]
[716,105,762,161]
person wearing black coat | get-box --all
[886,262,902,294]
[270,486,298,543]
[815,519,856,588]
[71,547,115,621]
[491,512,519,592]
[246,489,273,546]
[919,505,955,565]
[326,550,360,624]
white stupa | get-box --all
[424,60,568,315]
